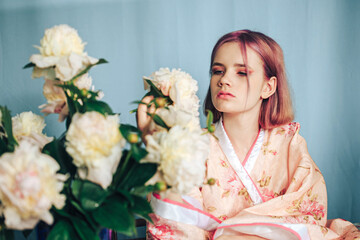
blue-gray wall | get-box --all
[1,0,359,226]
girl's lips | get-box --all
[217,91,235,99]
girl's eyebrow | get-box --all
[212,62,253,72]
[212,62,247,67]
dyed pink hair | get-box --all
[204,30,294,129]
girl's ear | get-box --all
[261,76,277,99]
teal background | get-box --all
[0,0,359,237]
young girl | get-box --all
[137,30,359,240]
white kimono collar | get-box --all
[214,119,265,205]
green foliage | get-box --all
[71,180,109,211]
[147,113,170,130]
[131,195,153,222]
[92,195,136,236]
[42,138,76,176]
[47,220,78,240]
[130,144,148,162]
[0,106,18,153]
[22,62,35,69]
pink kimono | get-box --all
[147,121,360,239]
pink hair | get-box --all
[204,30,294,129]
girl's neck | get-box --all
[222,112,260,162]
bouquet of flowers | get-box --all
[135,68,216,196]
[0,24,213,240]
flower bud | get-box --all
[127,133,139,144]
[81,89,88,97]
[208,124,215,133]
[154,181,167,192]
[155,97,166,108]
[207,178,216,185]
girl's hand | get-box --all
[136,95,155,137]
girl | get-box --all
[137,30,359,240]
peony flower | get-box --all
[30,52,98,82]
[29,24,98,82]
[148,106,200,133]
[0,140,66,230]
[36,24,85,57]
[142,125,209,195]
[144,68,200,117]
[39,73,95,121]
[12,111,53,149]
[65,112,126,189]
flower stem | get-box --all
[115,149,132,188]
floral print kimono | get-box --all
[147,121,360,240]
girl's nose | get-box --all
[217,73,231,87]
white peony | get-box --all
[29,24,98,82]
[30,52,98,82]
[0,140,66,230]
[143,125,209,195]
[12,112,53,149]
[149,106,200,133]
[65,112,126,189]
[37,24,85,57]
[39,73,95,122]
[144,68,200,117]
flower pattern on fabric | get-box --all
[275,122,300,137]
[261,141,277,156]
[218,215,228,221]
[286,188,326,222]
[147,224,177,240]
[257,171,286,202]
[238,188,252,204]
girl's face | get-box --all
[210,42,269,117]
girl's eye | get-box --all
[238,71,247,76]
[211,69,224,75]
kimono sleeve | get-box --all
[146,187,212,240]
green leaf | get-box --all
[119,163,157,190]
[92,195,136,236]
[42,139,76,176]
[0,228,13,240]
[116,190,134,207]
[144,79,163,98]
[68,58,108,83]
[23,62,35,69]
[71,217,100,240]
[47,220,78,240]
[112,150,132,188]
[131,195,153,222]
[85,100,113,116]
[0,140,7,157]
[130,185,155,198]
[119,124,142,140]
[130,144,148,162]
[147,113,170,130]
[0,106,18,150]
[206,110,214,127]
[71,180,109,211]
[97,58,108,65]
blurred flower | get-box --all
[142,125,209,195]
[0,140,66,230]
[12,111,53,149]
[144,68,200,117]
[149,106,200,133]
[29,24,98,82]
[65,112,126,188]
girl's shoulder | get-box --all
[266,122,301,138]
